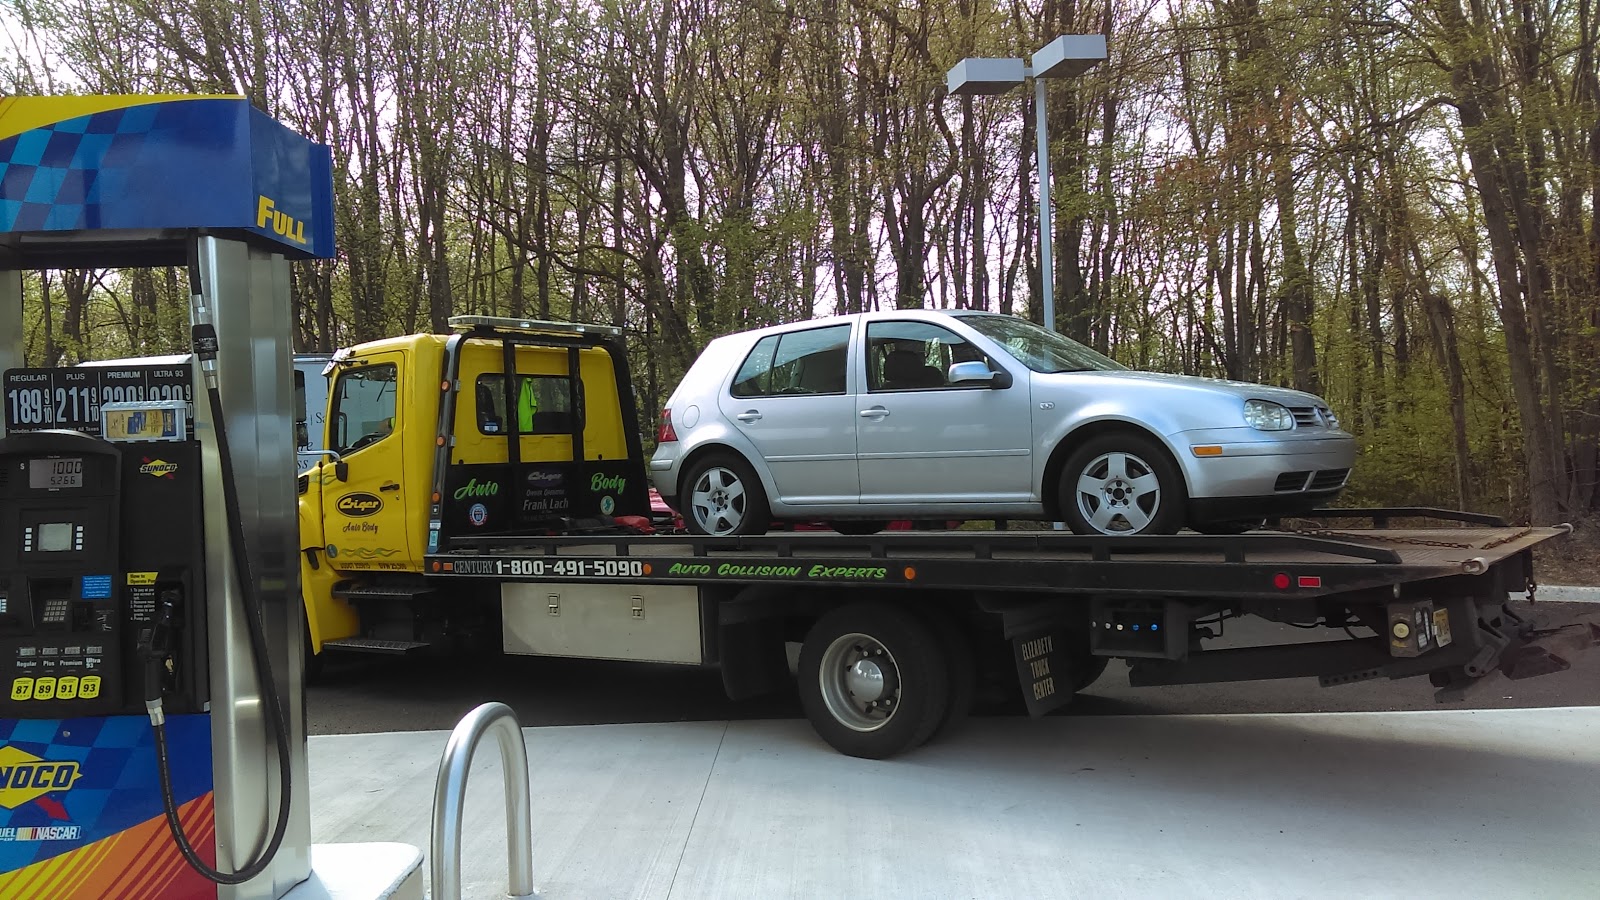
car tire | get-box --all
[830,520,888,536]
[681,453,770,537]
[797,603,951,759]
[1058,432,1186,536]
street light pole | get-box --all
[946,34,1106,334]
[1033,74,1054,334]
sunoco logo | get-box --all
[0,746,81,810]
[337,492,384,517]
[139,458,179,478]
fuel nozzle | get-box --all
[139,582,183,725]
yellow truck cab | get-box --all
[299,316,649,660]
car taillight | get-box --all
[658,409,678,443]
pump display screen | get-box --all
[29,457,84,489]
[36,523,75,552]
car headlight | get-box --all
[1244,399,1295,431]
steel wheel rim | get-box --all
[690,465,747,535]
[818,632,901,732]
[1074,451,1162,535]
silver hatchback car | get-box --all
[650,310,1356,537]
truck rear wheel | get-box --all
[798,603,951,759]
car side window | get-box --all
[730,325,850,397]
[866,321,987,392]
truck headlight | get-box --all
[1244,399,1294,431]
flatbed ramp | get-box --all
[309,708,1600,898]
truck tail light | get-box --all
[657,409,678,443]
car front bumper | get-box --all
[1174,427,1357,501]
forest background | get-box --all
[2,0,1598,532]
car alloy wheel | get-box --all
[1074,451,1163,534]
[690,465,750,535]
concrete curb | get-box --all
[1513,584,1600,603]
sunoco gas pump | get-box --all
[0,96,336,899]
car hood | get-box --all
[1042,369,1330,407]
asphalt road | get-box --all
[306,599,1600,736]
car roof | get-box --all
[730,308,1002,339]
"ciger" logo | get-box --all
[336,492,383,517]
[0,746,81,810]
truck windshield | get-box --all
[958,313,1126,374]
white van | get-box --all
[79,352,334,473]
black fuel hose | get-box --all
[144,241,295,886]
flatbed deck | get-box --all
[427,524,1564,600]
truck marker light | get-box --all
[642,563,652,575]
[437,436,446,447]
[1298,576,1322,588]
[432,492,441,502]
[903,567,916,580]
[432,561,441,572]
[441,380,450,391]
[1150,624,1159,632]
[1273,572,1291,589]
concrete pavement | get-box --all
[308,707,1600,899]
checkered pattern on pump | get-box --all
[0,715,212,871]
[0,104,165,232]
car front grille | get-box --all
[1289,407,1322,428]
[1309,468,1350,491]
[1275,471,1311,492]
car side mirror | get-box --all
[949,361,1010,389]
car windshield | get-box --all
[957,313,1127,373]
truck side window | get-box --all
[730,325,849,397]
[330,363,398,454]
[476,374,578,434]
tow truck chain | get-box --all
[1287,526,1534,551]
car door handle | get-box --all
[736,411,762,423]
[380,482,400,492]
[859,407,890,419]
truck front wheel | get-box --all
[798,603,951,759]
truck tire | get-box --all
[798,603,951,759]
[924,611,975,741]
[682,453,770,537]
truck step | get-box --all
[321,638,433,655]
[332,584,435,602]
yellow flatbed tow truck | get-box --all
[299,316,1598,758]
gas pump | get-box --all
[0,96,339,899]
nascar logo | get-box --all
[0,746,81,811]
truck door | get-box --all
[323,352,412,569]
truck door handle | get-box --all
[859,407,890,419]
[736,411,762,423]
[380,482,400,492]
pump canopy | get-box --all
[0,95,335,267]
